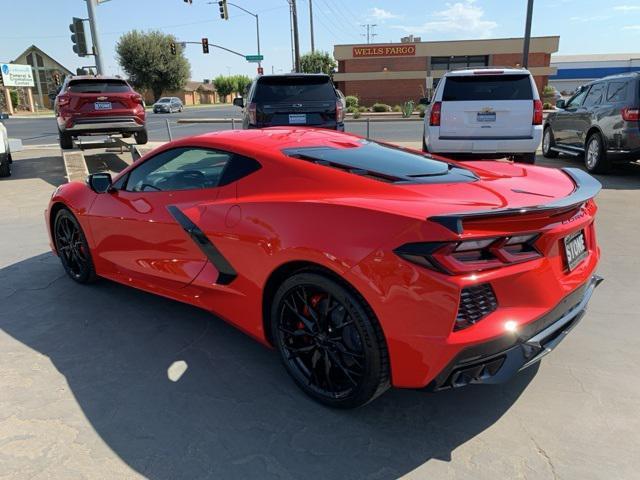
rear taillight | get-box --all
[394,233,541,275]
[57,95,70,107]
[429,101,442,126]
[621,107,639,121]
[336,100,344,123]
[248,102,257,125]
[130,93,144,106]
[533,99,543,125]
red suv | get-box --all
[54,76,147,150]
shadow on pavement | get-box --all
[0,253,538,480]
[0,149,66,187]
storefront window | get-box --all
[430,55,489,71]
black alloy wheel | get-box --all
[271,272,389,408]
[54,209,97,283]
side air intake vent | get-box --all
[455,283,498,331]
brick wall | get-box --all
[338,79,426,106]
[491,52,550,68]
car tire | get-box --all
[0,156,11,177]
[542,127,559,158]
[513,153,536,164]
[134,129,148,145]
[585,132,611,174]
[53,208,97,284]
[59,130,73,150]
[422,130,429,153]
[271,271,390,408]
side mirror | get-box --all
[418,97,430,106]
[556,99,565,109]
[87,172,113,193]
[233,97,244,108]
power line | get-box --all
[315,0,359,38]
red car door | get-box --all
[87,146,234,290]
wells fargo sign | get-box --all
[352,45,416,58]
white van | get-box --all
[0,121,12,177]
[422,68,543,164]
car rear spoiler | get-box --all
[429,168,602,235]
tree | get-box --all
[116,30,190,102]
[230,74,252,96]
[300,51,336,75]
[213,76,234,102]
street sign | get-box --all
[257,67,264,75]
[245,55,264,63]
[1,64,35,87]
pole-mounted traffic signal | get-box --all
[202,38,209,54]
[218,0,228,20]
[170,41,177,55]
[53,72,61,86]
[69,17,88,57]
[183,0,192,4]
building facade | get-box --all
[549,53,640,94]
[11,45,72,109]
[333,36,559,106]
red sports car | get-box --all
[46,128,602,408]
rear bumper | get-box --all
[429,274,603,390]
[425,125,542,154]
[60,115,145,134]
[249,122,344,131]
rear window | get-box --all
[606,81,628,103]
[283,140,451,179]
[443,74,533,101]
[253,76,336,102]
[68,79,131,93]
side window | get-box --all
[566,87,589,108]
[606,81,628,103]
[125,148,232,192]
[583,83,605,107]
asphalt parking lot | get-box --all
[1,147,639,479]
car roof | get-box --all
[586,71,640,84]
[444,68,531,77]
[68,75,127,82]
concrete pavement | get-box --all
[1,149,639,479]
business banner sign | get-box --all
[1,64,35,87]
[352,45,416,58]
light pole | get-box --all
[227,2,261,69]
[309,0,315,53]
[522,0,534,68]
[86,0,105,74]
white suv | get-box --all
[0,121,12,177]
[422,68,543,164]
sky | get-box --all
[1,0,639,81]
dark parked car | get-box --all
[233,74,344,130]
[542,72,640,173]
[54,76,147,150]
[153,97,183,113]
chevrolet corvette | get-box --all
[46,128,602,408]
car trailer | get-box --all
[61,135,144,183]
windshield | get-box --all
[158,98,171,103]
[443,74,533,101]
[254,76,336,102]
[68,79,130,93]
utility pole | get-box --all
[309,0,315,53]
[85,0,105,75]
[225,3,262,70]
[291,0,301,72]
[360,24,377,44]
[522,0,534,68]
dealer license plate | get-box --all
[563,229,587,271]
[288,113,307,124]
[94,102,112,110]
[477,111,496,122]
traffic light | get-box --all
[218,0,228,20]
[183,0,192,4]
[202,38,209,54]
[69,17,88,57]
[53,72,61,86]
[170,42,177,55]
